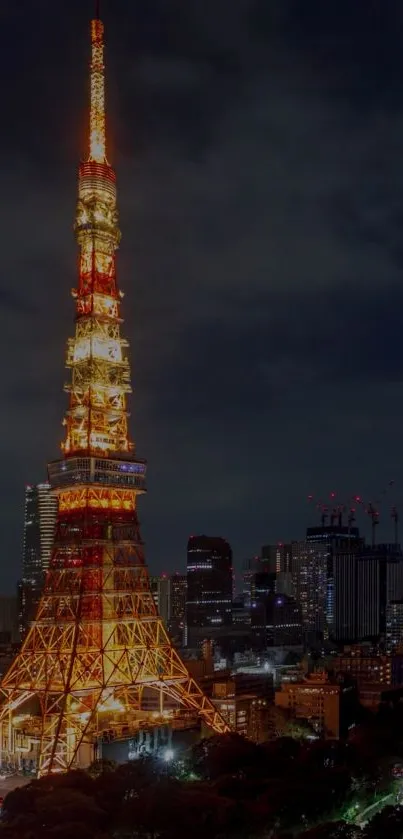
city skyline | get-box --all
[2,2,403,590]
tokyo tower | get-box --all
[0,11,229,777]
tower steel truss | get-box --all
[0,16,229,776]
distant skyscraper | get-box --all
[251,592,302,648]
[386,599,403,653]
[332,542,359,641]
[244,548,292,609]
[19,483,57,637]
[253,571,276,602]
[332,542,403,643]
[305,525,361,638]
[292,541,328,636]
[0,597,19,645]
[261,543,292,575]
[169,573,187,645]
[242,557,260,608]
[149,575,171,627]
[356,544,403,640]
[186,535,233,645]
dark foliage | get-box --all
[362,805,403,839]
[1,717,402,839]
[299,821,359,839]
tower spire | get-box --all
[89,14,106,162]
[0,11,230,778]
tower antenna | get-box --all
[89,9,106,162]
[95,0,100,19]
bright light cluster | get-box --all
[72,336,123,364]
[58,488,136,513]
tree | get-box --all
[363,805,403,839]
[2,777,107,839]
[87,758,116,778]
[299,821,360,839]
[191,733,264,780]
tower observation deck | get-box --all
[0,14,229,776]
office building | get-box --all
[168,573,187,645]
[291,540,328,635]
[332,542,360,642]
[0,597,19,645]
[305,525,361,638]
[386,599,403,653]
[212,672,273,740]
[232,596,251,626]
[253,571,276,602]
[331,646,403,688]
[275,571,294,598]
[251,592,302,648]
[275,672,341,739]
[19,483,58,637]
[186,535,233,645]
[242,557,260,607]
[333,543,403,643]
[357,545,403,639]
[149,575,171,627]
[261,543,292,575]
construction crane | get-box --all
[308,483,398,546]
[307,492,356,531]
[308,495,329,527]
[352,481,395,547]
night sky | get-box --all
[1,1,403,591]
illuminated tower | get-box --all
[0,12,228,777]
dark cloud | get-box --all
[0,0,403,590]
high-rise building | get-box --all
[169,573,187,645]
[291,540,328,635]
[305,525,361,638]
[242,557,260,608]
[149,573,187,642]
[149,575,171,627]
[253,571,276,602]
[275,572,295,598]
[0,12,228,776]
[19,483,57,637]
[0,598,19,645]
[386,599,403,653]
[186,536,233,645]
[251,592,302,648]
[261,543,292,575]
[333,543,403,643]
